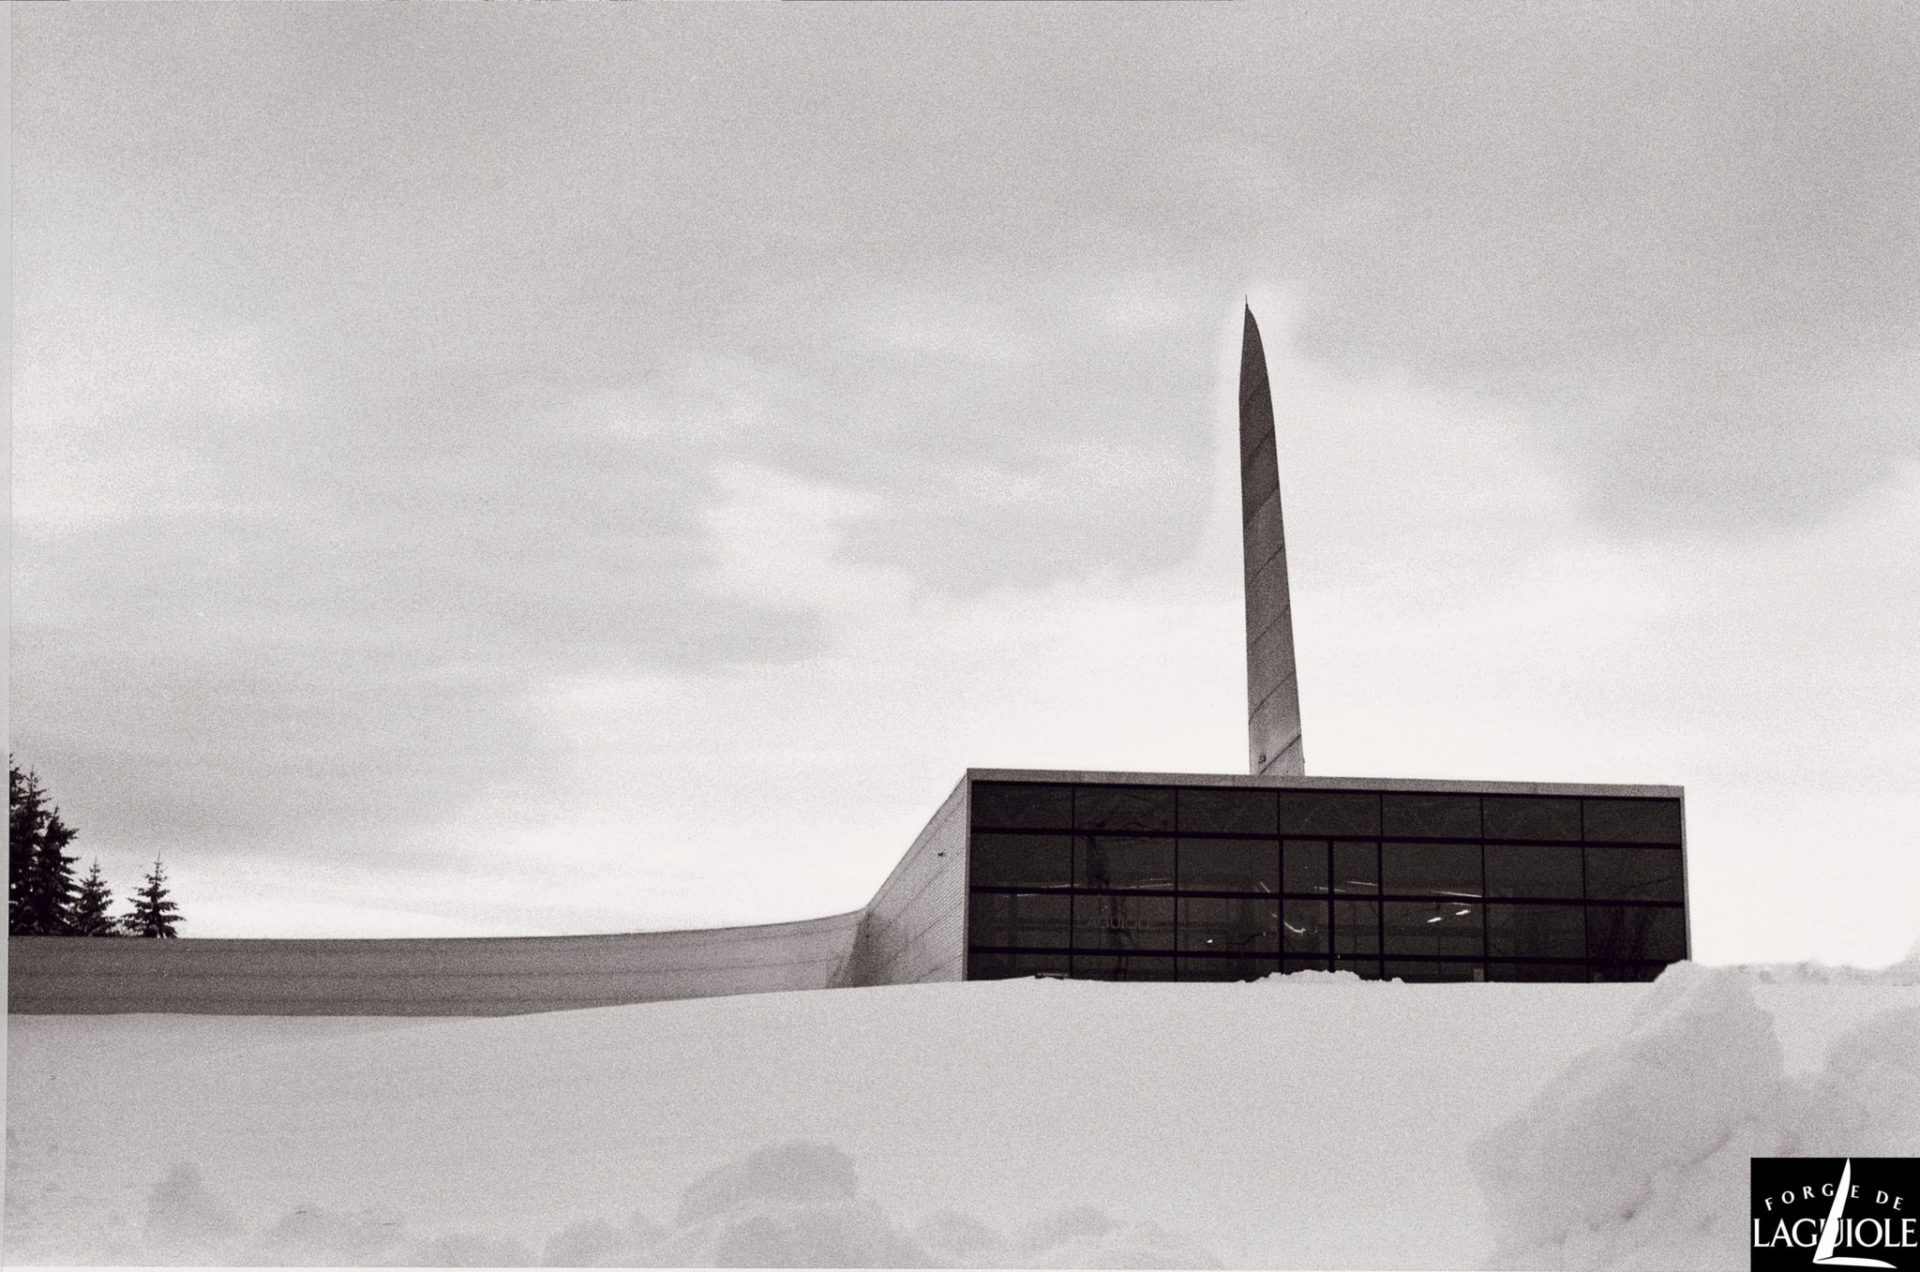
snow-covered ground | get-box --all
[6,960,1918,1268]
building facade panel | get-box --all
[7,911,865,1015]
[843,775,969,988]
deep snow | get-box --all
[6,960,1918,1268]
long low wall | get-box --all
[5,911,865,1016]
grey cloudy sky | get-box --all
[11,4,1917,962]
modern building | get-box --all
[938,308,1688,986]
[8,307,1685,1015]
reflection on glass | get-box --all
[1179,955,1278,982]
[970,950,1070,979]
[1073,894,1176,951]
[1486,960,1576,982]
[1178,897,1279,953]
[971,833,1072,889]
[1483,795,1582,842]
[1583,847,1684,902]
[1333,841,1379,894]
[1582,798,1682,844]
[971,783,1072,831]
[969,891,1071,948]
[1485,903,1585,959]
[1484,843,1583,899]
[1384,960,1480,982]
[1382,793,1481,839]
[1073,785,1175,832]
[1178,788,1278,835]
[1283,840,1329,894]
[1178,838,1279,893]
[1383,901,1483,957]
[1334,899,1380,955]
[1586,905,1686,962]
[1280,791,1381,836]
[1075,836,1175,890]
[1282,898,1330,954]
[1380,842,1483,898]
[1072,954,1175,981]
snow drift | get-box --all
[7,958,1918,1268]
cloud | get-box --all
[10,6,1915,951]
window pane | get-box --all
[971,782,1072,830]
[1332,842,1379,894]
[1334,899,1380,955]
[1280,790,1381,836]
[1381,842,1483,897]
[971,950,1070,979]
[1283,956,1331,974]
[1178,838,1279,893]
[1483,795,1582,842]
[1583,798,1682,845]
[1179,954,1279,982]
[1383,900,1483,957]
[1072,954,1175,981]
[1484,843,1584,899]
[1282,898,1330,954]
[1076,836,1175,890]
[1586,906,1687,962]
[971,833,1072,889]
[969,892,1071,949]
[1178,897,1279,953]
[1382,793,1481,839]
[1074,785,1175,832]
[1590,962,1665,983]
[1283,840,1329,893]
[1334,957,1382,979]
[1485,903,1586,959]
[1584,848,1684,903]
[1385,960,1481,982]
[1073,894,1176,952]
[1486,960,1583,982]
[1178,788,1278,835]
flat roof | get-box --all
[966,768,1683,800]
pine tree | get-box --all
[9,763,35,932]
[70,860,122,936]
[125,859,182,939]
[9,760,80,935]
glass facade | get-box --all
[967,780,1687,984]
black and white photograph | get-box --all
[7,4,1918,1268]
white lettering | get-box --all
[1877,1190,1890,1206]
[1795,1217,1821,1247]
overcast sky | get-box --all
[11,4,1917,964]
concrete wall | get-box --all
[845,775,969,987]
[7,911,864,1016]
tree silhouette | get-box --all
[9,760,80,935]
[70,860,122,936]
[126,859,182,939]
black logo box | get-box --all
[1752,1158,1919,1271]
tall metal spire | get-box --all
[1240,306,1305,776]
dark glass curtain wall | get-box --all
[967,781,1686,983]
